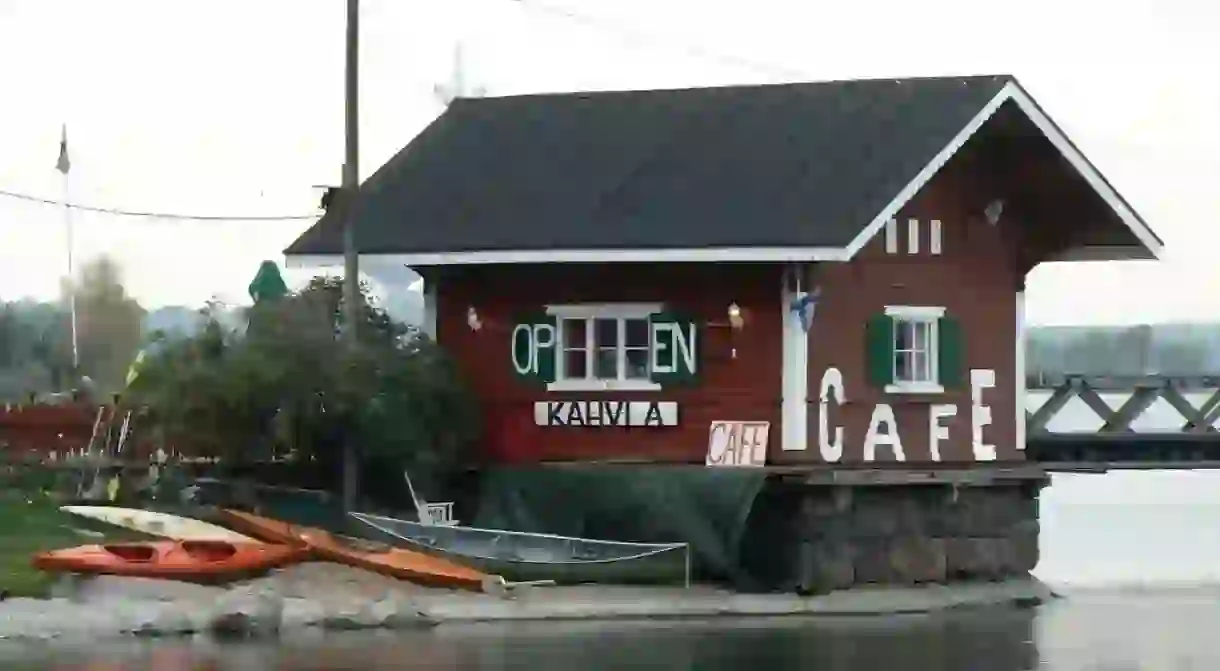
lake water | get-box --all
[8,470,1220,670]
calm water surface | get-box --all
[9,471,1220,670]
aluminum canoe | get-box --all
[350,512,691,586]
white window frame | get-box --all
[884,305,945,394]
[546,303,664,392]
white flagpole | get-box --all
[56,124,79,373]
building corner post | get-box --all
[1015,290,1027,451]
[422,277,438,340]
[781,264,810,453]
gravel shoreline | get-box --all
[0,563,1055,642]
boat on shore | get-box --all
[217,509,490,591]
[31,540,305,583]
[61,505,258,543]
[350,512,692,586]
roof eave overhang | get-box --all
[839,80,1164,262]
[1045,245,1159,263]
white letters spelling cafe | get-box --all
[817,366,997,462]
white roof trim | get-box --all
[284,255,407,275]
[884,305,946,319]
[284,246,850,268]
[545,302,663,318]
[842,80,1162,261]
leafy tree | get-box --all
[0,255,144,399]
[0,305,16,368]
[63,256,146,391]
[125,275,478,496]
[0,303,56,399]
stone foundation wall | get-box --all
[744,480,1043,594]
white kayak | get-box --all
[60,505,257,543]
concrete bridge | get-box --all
[1026,375,1220,470]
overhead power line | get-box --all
[514,0,809,80]
[1,4,800,228]
[0,188,320,221]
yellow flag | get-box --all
[125,349,147,387]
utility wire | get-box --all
[514,0,809,81]
[0,188,320,221]
[0,4,802,226]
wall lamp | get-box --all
[728,302,745,330]
[706,302,747,360]
[708,302,746,330]
[984,198,1005,226]
[466,306,483,332]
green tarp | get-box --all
[471,465,768,584]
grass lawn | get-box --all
[0,495,145,598]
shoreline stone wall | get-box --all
[742,480,1043,594]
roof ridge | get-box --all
[452,74,1016,105]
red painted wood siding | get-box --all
[789,157,1023,465]
[435,155,1024,466]
[437,264,782,463]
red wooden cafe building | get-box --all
[286,75,1162,473]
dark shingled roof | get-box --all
[286,75,1014,257]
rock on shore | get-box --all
[0,562,1054,642]
[0,563,437,642]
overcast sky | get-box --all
[1,0,1218,325]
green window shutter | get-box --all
[650,311,699,386]
[866,313,895,388]
[510,313,558,385]
[937,315,963,389]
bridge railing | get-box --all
[1027,373,1220,391]
[1028,375,1220,434]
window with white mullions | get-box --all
[894,318,936,384]
[560,315,654,382]
[867,305,949,394]
[594,317,618,379]
[532,303,696,392]
[623,318,651,379]
[560,318,589,379]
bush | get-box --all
[124,277,479,494]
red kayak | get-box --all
[32,540,306,583]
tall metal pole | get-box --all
[63,175,79,373]
[340,0,361,513]
[57,124,80,375]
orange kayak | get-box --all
[31,540,306,583]
[218,509,490,591]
